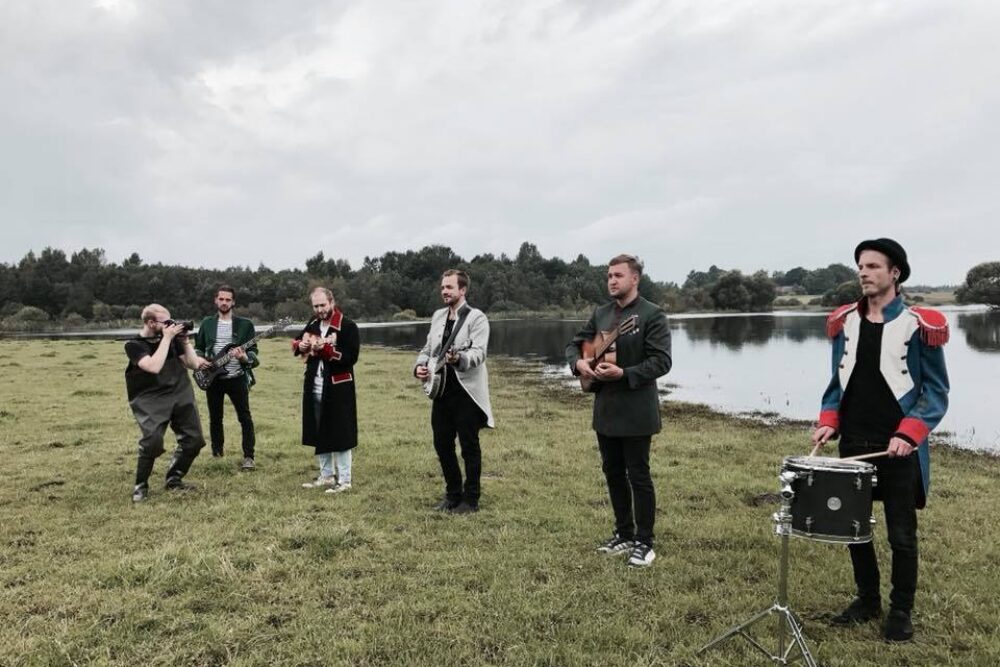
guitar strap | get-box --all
[436,305,472,362]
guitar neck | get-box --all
[211,319,289,367]
[593,329,621,359]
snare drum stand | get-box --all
[697,491,818,666]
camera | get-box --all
[164,319,194,332]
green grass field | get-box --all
[0,339,997,666]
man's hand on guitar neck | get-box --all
[231,347,248,362]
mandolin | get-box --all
[578,314,638,392]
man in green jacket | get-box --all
[566,254,672,568]
[194,285,260,470]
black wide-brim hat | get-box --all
[854,238,910,284]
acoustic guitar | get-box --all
[578,314,638,392]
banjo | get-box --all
[422,306,472,399]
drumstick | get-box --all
[841,450,891,462]
[809,443,822,457]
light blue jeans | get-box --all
[312,393,353,483]
[317,450,352,484]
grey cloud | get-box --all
[1,0,997,284]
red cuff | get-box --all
[291,339,301,354]
[894,417,929,444]
[319,343,342,361]
[817,410,840,430]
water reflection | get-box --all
[956,310,1000,352]
[682,316,777,349]
[359,309,1000,451]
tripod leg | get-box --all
[698,605,777,655]
[780,609,819,667]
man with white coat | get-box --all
[415,269,494,514]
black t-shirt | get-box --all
[839,317,904,443]
[124,337,189,401]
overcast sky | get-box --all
[2,0,997,285]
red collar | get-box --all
[320,309,343,332]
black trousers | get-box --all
[206,376,255,458]
[431,385,486,505]
[841,438,920,613]
[597,433,656,547]
[130,388,205,487]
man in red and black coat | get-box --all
[292,287,360,493]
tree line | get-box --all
[0,243,990,331]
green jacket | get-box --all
[566,296,672,437]
[194,315,260,388]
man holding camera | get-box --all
[194,285,259,470]
[125,304,211,502]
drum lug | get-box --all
[805,517,813,534]
[870,517,877,526]
[806,472,814,487]
[852,520,861,538]
[855,475,862,491]
[872,474,878,489]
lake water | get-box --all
[359,308,1000,453]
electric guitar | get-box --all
[578,314,638,392]
[194,318,291,390]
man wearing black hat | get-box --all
[811,238,950,642]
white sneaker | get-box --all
[627,543,656,568]
[596,533,634,555]
[325,482,352,494]
[302,476,336,489]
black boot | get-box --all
[831,597,882,626]
[164,453,196,489]
[883,608,914,642]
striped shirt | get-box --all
[213,319,244,378]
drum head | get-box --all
[783,455,875,474]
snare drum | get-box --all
[781,456,877,544]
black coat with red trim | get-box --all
[292,309,359,453]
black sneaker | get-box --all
[240,457,255,471]
[830,597,882,626]
[132,484,149,503]
[434,498,460,512]
[450,501,479,514]
[211,448,224,458]
[165,477,196,491]
[596,534,634,555]
[627,542,656,568]
[883,608,914,642]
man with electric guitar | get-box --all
[566,254,672,568]
[414,269,494,514]
[194,286,260,470]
